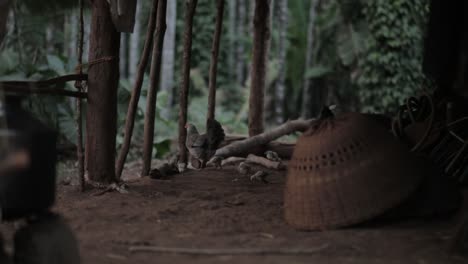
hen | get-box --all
[185,119,225,168]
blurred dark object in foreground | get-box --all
[0,95,57,221]
[0,95,80,263]
[423,0,468,98]
[14,213,80,264]
[423,0,468,255]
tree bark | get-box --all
[119,33,128,78]
[301,0,319,119]
[274,0,288,124]
[160,0,177,119]
[69,9,78,60]
[248,0,255,37]
[83,10,91,61]
[141,0,167,177]
[235,0,246,86]
[128,0,141,83]
[206,0,225,124]
[227,0,236,83]
[77,0,85,192]
[248,0,271,137]
[177,0,198,168]
[115,0,159,179]
[86,0,120,183]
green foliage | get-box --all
[357,0,429,113]
[0,48,80,144]
[22,0,77,13]
[0,0,432,161]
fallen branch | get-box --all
[221,157,246,167]
[129,244,329,255]
[212,119,315,159]
[246,154,284,170]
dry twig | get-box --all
[129,244,329,255]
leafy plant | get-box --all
[357,0,429,113]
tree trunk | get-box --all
[275,0,288,124]
[115,0,158,179]
[120,33,128,79]
[248,0,255,37]
[69,9,78,60]
[227,0,236,83]
[248,0,271,137]
[178,0,198,168]
[301,0,319,119]
[206,0,225,124]
[77,0,85,192]
[86,0,120,183]
[235,0,246,86]
[45,25,54,53]
[160,0,177,119]
[263,0,275,125]
[83,10,91,61]
[141,0,167,177]
[129,0,141,83]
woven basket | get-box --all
[284,112,427,230]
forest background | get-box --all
[0,0,429,160]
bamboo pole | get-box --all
[115,0,159,179]
[206,0,225,124]
[76,0,85,191]
[177,0,198,169]
[141,0,167,176]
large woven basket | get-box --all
[284,112,427,230]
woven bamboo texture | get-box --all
[284,113,427,230]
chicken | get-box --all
[185,119,225,168]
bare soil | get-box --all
[2,165,468,264]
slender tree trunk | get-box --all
[249,0,271,137]
[206,0,225,124]
[301,0,319,119]
[227,0,236,83]
[83,10,91,60]
[129,0,141,83]
[64,14,70,58]
[45,26,54,53]
[264,0,275,125]
[178,0,198,168]
[69,9,78,60]
[141,0,167,177]
[248,0,255,37]
[76,0,85,192]
[161,0,177,119]
[235,0,246,86]
[275,0,288,124]
[115,0,158,179]
[120,33,128,79]
[86,0,120,183]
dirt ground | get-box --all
[2,165,468,264]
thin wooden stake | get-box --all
[178,0,198,168]
[115,0,159,179]
[76,0,85,191]
[206,0,225,124]
[141,0,168,177]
